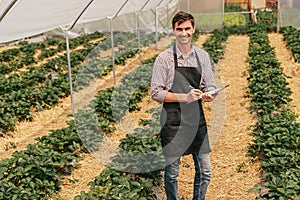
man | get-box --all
[150,11,217,200]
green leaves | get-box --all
[202,29,229,64]
[247,29,300,199]
[75,109,163,200]
[280,26,300,63]
[77,169,155,200]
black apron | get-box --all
[160,45,210,157]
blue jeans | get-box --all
[164,153,211,200]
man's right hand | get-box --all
[187,89,202,103]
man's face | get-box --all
[173,20,195,45]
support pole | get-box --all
[155,7,159,50]
[167,2,170,35]
[186,0,190,13]
[277,0,281,32]
[59,0,94,116]
[108,17,116,85]
[222,0,225,28]
[63,29,75,115]
[106,0,130,85]
[135,0,151,63]
[136,12,142,63]
[152,0,165,49]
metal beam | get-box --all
[107,0,130,20]
[0,0,18,22]
[66,0,95,31]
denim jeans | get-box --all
[164,153,211,200]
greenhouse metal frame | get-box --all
[1,0,299,114]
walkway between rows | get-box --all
[268,33,300,123]
[206,35,260,199]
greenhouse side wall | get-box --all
[279,0,300,29]
[179,0,224,32]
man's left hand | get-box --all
[202,93,215,102]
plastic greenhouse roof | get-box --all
[0,0,178,43]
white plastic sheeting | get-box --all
[68,1,178,35]
[180,0,223,32]
[278,0,300,29]
[0,0,178,43]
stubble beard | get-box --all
[177,35,191,45]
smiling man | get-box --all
[150,11,217,200]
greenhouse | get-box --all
[0,0,299,199]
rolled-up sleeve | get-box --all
[150,54,169,102]
[199,50,216,92]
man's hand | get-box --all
[187,89,216,103]
[201,93,215,102]
[187,88,202,102]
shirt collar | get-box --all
[175,44,195,59]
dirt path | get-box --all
[268,33,300,122]
[205,35,261,200]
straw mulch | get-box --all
[268,33,300,123]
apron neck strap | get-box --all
[173,44,202,71]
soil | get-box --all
[1,33,299,200]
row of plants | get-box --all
[279,26,300,63]
[37,31,104,61]
[87,56,157,135]
[0,54,158,199]
[246,28,300,199]
[201,29,229,64]
[0,31,136,96]
[0,46,97,133]
[0,32,108,99]
[0,32,163,134]
[74,107,163,200]
[0,31,104,75]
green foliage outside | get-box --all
[224,4,250,27]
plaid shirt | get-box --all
[150,44,216,102]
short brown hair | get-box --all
[172,11,195,30]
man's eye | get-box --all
[176,28,191,31]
